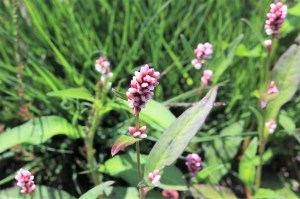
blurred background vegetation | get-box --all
[0,0,300,198]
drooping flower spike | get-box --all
[162,189,179,199]
[186,153,202,177]
[15,169,36,195]
[148,169,161,187]
[192,42,213,70]
[201,69,213,87]
[264,2,288,39]
[265,119,277,134]
[126,64,160,115]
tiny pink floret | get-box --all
[127,64,160,115]
[186,153,202,177]
[268,81,279,94]
[265,119,277,134]
[264,2,288,38]
[201,69,213,87]
[148,169,161,187]
[15,169,36,195]
[128,126,147,138]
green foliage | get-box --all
[79,181,114,199]
[111,135,141,156]
[143,87,218,185]
[0,186,76,199]
[47,87,96,102]
[190,185,237,199]
[204,121,244,184]
[99,153,187,190]
[239,138,258,189]
[0,116,80,153]
[266,43,300,120]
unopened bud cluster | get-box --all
[162,189,179,199]
[265,119,277,134]
[186,153,202,177]
[126,64,160,115]
[148,169,161,187]
[128,126,147,139]
[15,169,36,195]
[201,70,213,87]
[191,42,213,70]
[95,56,113,88]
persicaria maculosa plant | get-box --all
[15,169,36,195]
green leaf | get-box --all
[79,181,114,199]
[279,111,296,135]
[111,135,141,156]
[252,188,279,199]
[196,164,225,182]
[0,116,80,153]
[204,121,244,184]
[289,1,300,17]
[103,187,139,199]
[266,43,300,120]
[116,99,176,131]
[190,185,237,199]
[99,153,187,190]
[0,185,76,199]
[239,137,258,188]
[47,87,95,102]
[144,87,218,185]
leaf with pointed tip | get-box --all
[266,43,300,120]
[47,87,95,102]
[143,87,218,184]
[79,181,114,199]
[111,135,141,156]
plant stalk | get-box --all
[135,114,144,199]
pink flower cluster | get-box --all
[128,126,147,138]
[148,169,161,187]
[186,153,201,177]
[191,42,213,70]
[162,190,179,199]
[201,70,213,87]
[265,119,277,134]
[15,169,36,195]
[268,81,279,94]
[95,57,113,86]
[126,64,160,115]
[265,2,288,38]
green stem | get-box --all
[85,84,103,185]
[135,114,144,199]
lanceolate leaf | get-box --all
[190,185,237,199]
[0,116,80,153]
[47,87,95,102]
[266,42,300,120]
[143,86,218,184]
[111,135,141,156]
[79,181,115,199]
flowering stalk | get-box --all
[84,57,113,186]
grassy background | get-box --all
[0,0,300,197]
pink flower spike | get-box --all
[95,56,113,87]
[162,190,179,199]
[264,2,288,38]
[268,81,279,94]
[264,39,272,52]
[15,169,36,195]
[186,153,202,177]
[201,69,213,87]
[127,65,160,115]
[148,169,161,187]
[265,119,277,134]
